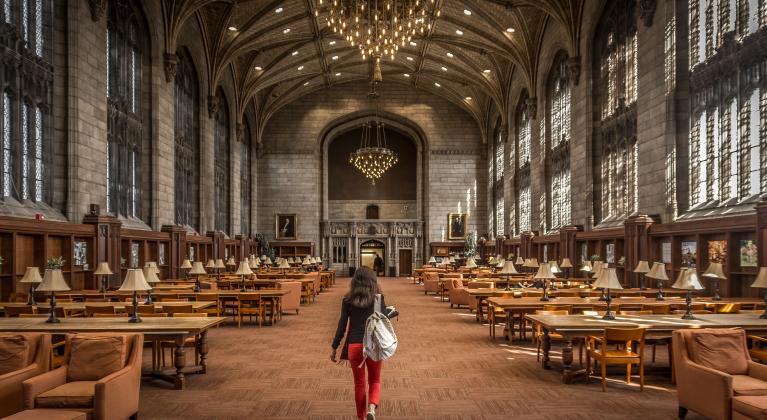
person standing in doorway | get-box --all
[330,268,387,420]
[373,253,384,276]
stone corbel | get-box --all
[566,56,581,86]
[163,53,178,83]
[236,122,245,143]
[88,0,107,22]
[525,97,537,120]
[639,0,657,27]
[207,95,219,118]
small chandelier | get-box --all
[349,85,398,185]
[319,0,440,61]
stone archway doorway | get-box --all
[360,239,385,276]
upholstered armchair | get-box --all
[0,333,52,418]
[448,279,471,309]
[23,333,143,420]
[423,272,441,295]
[279,281,302,314]
[673,328,767,419]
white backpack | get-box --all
[360,294,398,366]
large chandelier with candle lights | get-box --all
[349,84,398,185]
[319,0,440,61]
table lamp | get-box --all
[278,258,291,275]
[428,256,436,267]
[560,258,573,280]
[465,257,477,279]
[189,261,207,292]
[633,260,650,291]
[226,257,236,273]
[287,257,295,265]
[93,262,113,294]
[581,260,593,277]
[495,258,505,272]
[264,257,273,268]
[534,263,555,301]
[37,269,70,323]
[119,269,152,323]
[180,259,192,280]
[205,259,215,271]
[214,259,226,281]
[500,261,519,291]
[591,262,605,300]
[235,261,253,292]
[549,261,561,290]
[515,256,524,266]
[672,267,704,319]
[488,256,496,266]
[142,265,160,304]
[20,266,42,305]
[593,267,623,320]
[646,262,669,300]
[702,262,726,301]
[750,267,767,319]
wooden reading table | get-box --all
[0,316,225,389]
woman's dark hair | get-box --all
[345,267,380,308]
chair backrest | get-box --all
[542,304,571,313]
[238,293,262,304]
[555,291,580,297]
[8,292,28,303]
[172,313,208,317]
[4,304,34,317]
[85,305,116,316]
[161,304,194,315]
[279,281,301,311]
[18,313,47,318]
[161,298,189,302]
[604,327,646,343]
[582,310,602,316]
[196,293,219,302]
[715,303,742,314]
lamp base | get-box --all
[681,313,696,320]
[128,316,142,323]
[656,284,665,301]
[760,311,767,319]
[27,285,36,305]
[45,314,60,323]
[602,312,616,320]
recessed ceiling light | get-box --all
[335,72,341,76]
[465,96,472,101]
[409,41,417,46]
[506,27,515,33]
[297,65,304,70]
[304,81,310,86]
[463,9,472,15]
[483,69,491,74]
[228,25,238,32]
[403,73,410,77]
[406,56,414,61]
[329,40,336,45]
[455,30,463,35]
[332,55,339,60]
[446,52,454,58]
[292,51,299,56]
[255,66,262,71]
[434,82,441,87]
[283,28,291,34]
[275,7,283,13]
[441,66,447,71]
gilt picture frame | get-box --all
[275,214,297,240]
[447,213,467,240]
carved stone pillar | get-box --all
[161,225,187,280]
[521,232,535,259]
[624,214,657,288]
[83,213,122,289]
[206,231,225,260]
[559,225,581,262]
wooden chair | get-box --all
[129,304,157,314]
[586,327,646,391]
[749,335,767,362]
[160,313,208,369]
[84,305,116,316]
[238,294,265,328]
[160,298,188,302]
[195,293,220,317]
[92,313,126,317]
[714,303,741,314]
[162,304,194,316]
[3,304,34,317]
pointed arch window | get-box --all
[515,92,532,235]
[240,119,252,236]
[546,52,571,231]
[0,0,51,204]
[174,49,199,230]
[688,0,767,210]
[214,89,231,234]
[593,0,638,223]
[106,0,149,220]
[492,120,505,236]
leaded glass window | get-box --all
[546,52,572,231]
[106,0,149,220]
[491,121,505,236]
[593,0,638,223]
[688,0,767,209]
[214,89,231,234]
[515,93,532,234]
[240,119,252,236]
[174,49,199,230]
[0,0,51,203]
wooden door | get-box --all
[398,249,413,277]
[366,204,379,219]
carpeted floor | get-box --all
[138,277,699,419]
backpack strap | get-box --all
[375,293,382,314]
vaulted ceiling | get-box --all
[160,0,586,143]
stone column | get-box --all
[624,214,657,288]
[83,210,122,289]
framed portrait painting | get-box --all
[275,214,297,240]
[447,213,467,240]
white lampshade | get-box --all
[37,269,70,292]
[215,259,226,269]
[593,267,623,290]
[496,259,505,269]
[20,267,42,284]
[145,261,158,269]
[428,256,436,263]
[302,257,311,265]
[560,258,573,269]
[235,261,253,276]
[205,259,215,268]
[702,262,726,280]
[93,262,113,276]
[189,261,207,275]
[528,258,539,268]
[264,257,273,266]
[751,267,767,289]
[646,262,669,280]
[672,268,704,290]
[260,255,266,261]
[142,266,160,284]
[500,261,519,275]
[248,258,259,269]
[180,259,193,269]
[515,256,524,265]
[533,264,555,280]
[226,257,236,266]
[465,258,477,269]
[118,269,152,292]
[634,260,650,273]
[549,261,560,274]
[581,261,593,272]
[278,259,291,269]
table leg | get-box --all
[477,297,485,323]
[542,328,551,370]
[198,330,208,374]
[506,312,513,342]
[173,337,187,390]
[562,339,574,383]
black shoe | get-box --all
[366,413,375,420]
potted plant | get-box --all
[618,256,626,267]
[46,256,66,270]
[590,254,601,262]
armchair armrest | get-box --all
[0,362,42,384]
[22,366,67,409]
[95,364,141,420]
[748,360,767,382]
[676,360,734,420]
[749,335,767,345]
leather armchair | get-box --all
[674,328,767,419]
[448,279,471,309]
[23,333,143,420]
[0,333,51,418]
[423,273,441,295]
[280,281,302,314]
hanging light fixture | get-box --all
[319,0,441,62]
[349,67,398,185]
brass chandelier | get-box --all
[349,84,398,185]
[318,0,440,61]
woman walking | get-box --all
[330,267,387,420]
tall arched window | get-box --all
[688,0,767,209]
[546,52,571,231]
[106,0,150,220]
[515,92,532,235]
[593,0,638,223]
[493,120,505,236]
[240,119,252,236]
[0,0,51,203]
[174,49,199,230]
[214,89,230,234]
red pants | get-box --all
[347,343,382,420]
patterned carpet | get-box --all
[138,277,698,419]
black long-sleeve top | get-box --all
[331,295,387,350]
